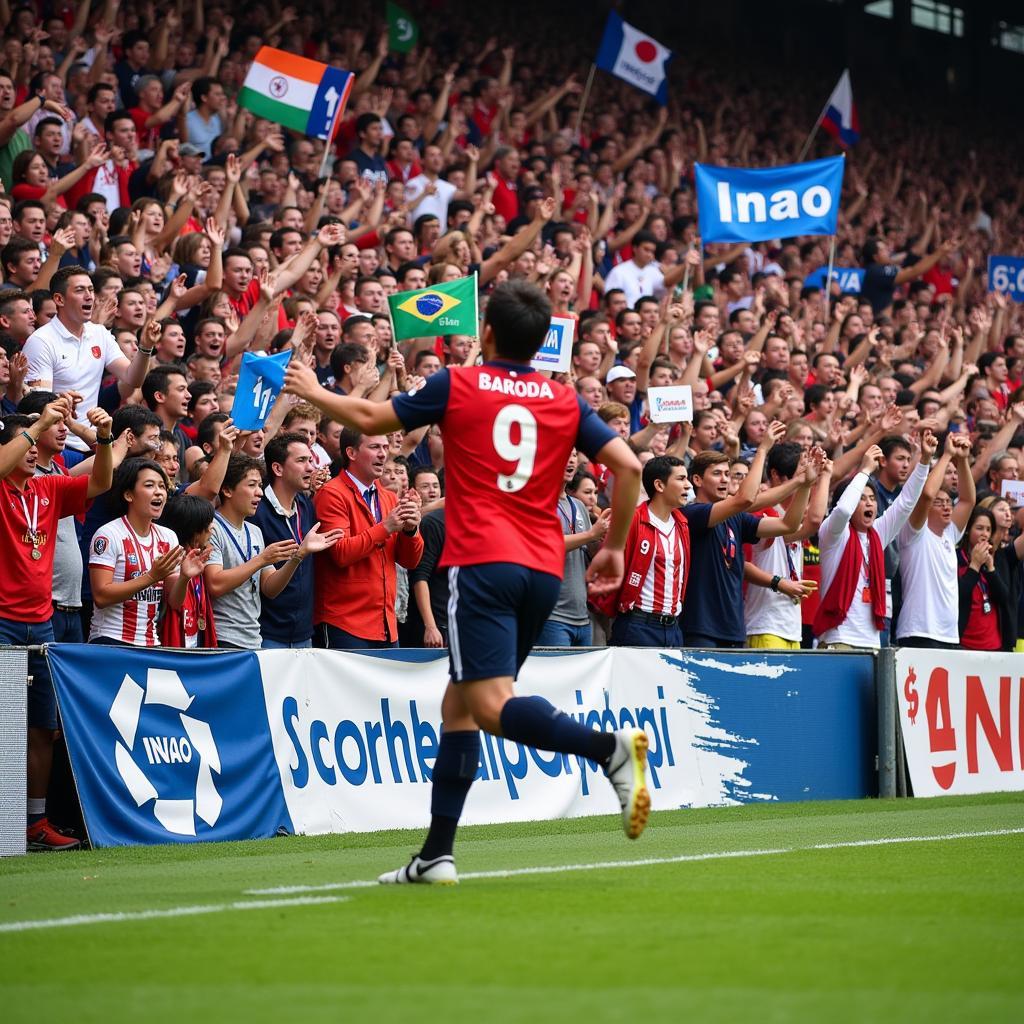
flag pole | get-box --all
[797,94,831,163]
[822,235,837,324]
[318,97,345,178]
[574,64,597,140]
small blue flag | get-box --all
[232,350,293,430]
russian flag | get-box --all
[595,13,672,106]
[820,69,859,148]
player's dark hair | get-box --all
[767,441,803,481]
[642,455,686,499]
[484,279,551,362]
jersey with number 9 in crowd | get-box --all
[392,362,617,577]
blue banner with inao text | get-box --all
[48,645,292,846]
[695,156,845,244]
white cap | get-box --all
[606,365,637,384]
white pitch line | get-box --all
[245,826,1024,895]
[0,895,347,934]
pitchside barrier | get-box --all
[0,645,1021,852]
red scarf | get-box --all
[814,524,886,635]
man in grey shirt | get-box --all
[536,451,610,647]
[204,453,341,649]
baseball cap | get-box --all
[178,143,204,157]
[606,365,636,384]
[523,186,545,201]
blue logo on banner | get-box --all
[539,323,564,356]
[695,156,845,244]
[48,646,292,846]
[804,266,866,294]
[233,350,292,431]
[988,255,1024,303]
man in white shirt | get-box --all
[23,266,152,451]
[745,442,831,649]
[895,432,975,648]
[816,436,931,649]
[404,144,459,227]
[602,231,693,308]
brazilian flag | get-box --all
[387,274,479,341]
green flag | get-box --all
[387,2,419,53]
[387,275,478,341]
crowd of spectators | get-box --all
[1,1,1023,848]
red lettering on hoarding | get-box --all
[965,675,1013,774]
[925,667,956,790]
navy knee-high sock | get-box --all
[420,729,480,861]
[499,695,616,763]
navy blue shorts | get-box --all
[446,563,561,683]
[0,616,56,730]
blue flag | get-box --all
[594,13,672,105]
[695,156,845,244]
[805,266,866,293]
[233,350,293,430]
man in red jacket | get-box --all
[593,455,691,647]
[313,428,423,648]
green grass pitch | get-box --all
[1,793,1021,1023]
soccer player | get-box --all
[284,280,646,885]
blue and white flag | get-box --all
[821,70,859,148]
[595,13,672,105]
[232,350,293,430]
[695,156,845,244]
[805,265,866,294]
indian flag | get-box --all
[239,47,354,140]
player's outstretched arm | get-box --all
[283,359,402,435]
[586,437,641,595]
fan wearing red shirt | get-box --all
[0,398,114,851]
[489,146,521,224]
[284,280,652,885]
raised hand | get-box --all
[283,360,321,401]
[860,444,883,474]
[297,522,345,556]
[86,407,113,439]
[180,547,211,580]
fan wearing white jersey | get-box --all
[89,458,207,646]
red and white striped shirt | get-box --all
[88,518,177,646]
[638,511,686,616]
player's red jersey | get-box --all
[393,361,616,578]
